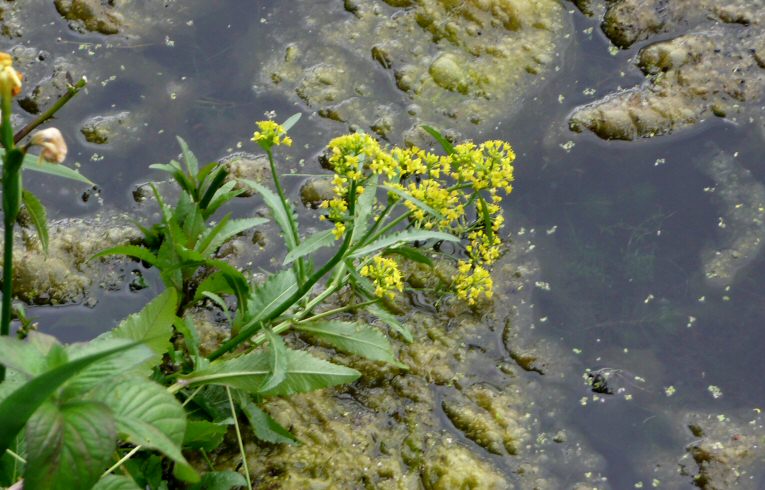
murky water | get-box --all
[6,1,765,487]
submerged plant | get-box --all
[0,61,516,485]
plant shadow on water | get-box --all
[3,0,765,488]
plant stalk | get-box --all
[13,78,87,144]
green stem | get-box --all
[295,299,378,325]
[227,387,252,490]
[266,149,305,285]
[360,210,412,248]
[208,183,358,361]
[13,78,87,144]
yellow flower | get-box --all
[0,52,22,97]
[252,120,292,149]
[30,128,67,164]
[326,133,391,180]
[395,179,464,230]
[449,140,515,195]
[360,256,403,300]
[332,222,347,240]
[454,261,493,305]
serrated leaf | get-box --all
[90,245,158,266]
[350,229,459,258]
[174,315,200,359]
[91,378,198,483]
[241,269,298,330]
[112,288,178,359]
[241,179,298,250]
[283,229,335,265]
[196,216,267,257]
[352,174,378,245]
[0,336,51,378]
[21,190,49,254]
[421,125,455,155]
[296,321,404,367]
[383,246,434,267]
[177,137,199,177]
[259,328,287,392]
[93,475,142,490]
[1,149,94,185]
[181,348,360,396]
[237,394,297,445]
[281,113,302,132]
[0,340,143,456]
[24,401,115,490]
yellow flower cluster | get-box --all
[391,179,463,230]
[360,256,404,300]
[0,52,22,97]
[448,140,515,202]
[252,120,292,149]
[454,261,494,305]
[326,133,392,180]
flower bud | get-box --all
[30,128,67,164]
[0,52,23,97]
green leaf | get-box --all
[237,394,297,445]
[478,196,493,242]
[0,336,51,377]
[296,321,404,367]
[24,401,116,490]
[194,271,235,302]
[112,288,178,360]
[189,471,248,490]
[352,175,378,244]
[174,315,201,359]
[21,190,49,254]
[383,246,434,267]
[90,245,158,266]
[177,137,199,177]
[204,180,242,218]
[196,216,267,257]
[181,348,360,396]
[93,475,142,490]
[0,340,143,456]
[199,166,230,212]
[381,184,444,221]
[421,125,455,155]
[259,328,287,392]
[241,179,298,250]
[241,269,298,330]
[0,149,94,185]
[350,229,459,258]
[283,229,335,265]
[91,377,198,483]
[183,420,228,451]
[281,113,302,132]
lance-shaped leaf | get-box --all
[0,149,94,185]
[0,340,143,456]
[241,269,298,329]
[24,401,115,490]
[283,229,335,265]
[259,327,287,392]
[237,393,297,445]
[281,113,302,132]
[180,348,360,396]
[296,320,405,368]
[21,190,49,254]
[196,216,267,257]
[241,179,298,250]
[111,288,178,359]
[421,125,455,155]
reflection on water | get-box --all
[5,1,765,487]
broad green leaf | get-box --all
[259,327,287,392]
[91,378,198,483]
[112,288,178,359]
[421,125,455,155]
[175,315,200,359]
[188,471,248,490]
[350,229,459,258]
[237,394,297,445]
[196,216,267,257]
[194,271,235,302]
[296,321,404,367]
[177,137,199,177]
[183,420,228,451]
[181,348,360,396]
[0,149,94,185]
[281,113,302,132]
[383,246,434,267]
[283,229,335,265]
[24,401,115,490]
[62,339,155,399]
[241,179,298,250]
[90,245,158,266]
[204,180,242,218]
[21,190,49,254]
[0,336,51,377]
[240,269,298,330]
[0,340,142,456]
[381,184,444,221]
[93,475,142,490]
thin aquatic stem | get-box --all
[13,78,86,144]
[294,299,378,325]
[101,445,141,478]
[360,209,413,248]
[226,387,252,490]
